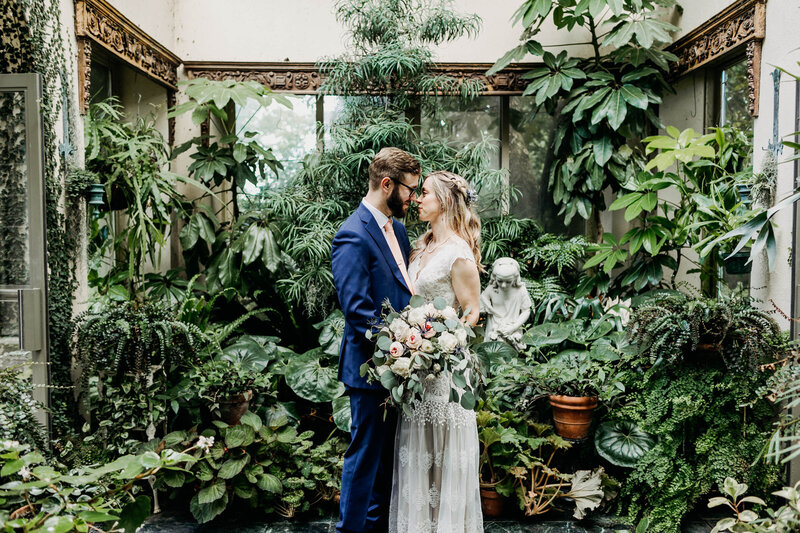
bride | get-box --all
[389,171,484,533]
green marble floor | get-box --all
[138,512,719,533]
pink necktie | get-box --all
[384,220,414,294]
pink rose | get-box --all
[389,341,405,359]
[423,322,436,339]
[406,329,423,349]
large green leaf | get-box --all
[595,421,656,468]
[190,491,228,524]
[473,341,518,371]
[117,495,151,533]
[220,335,276,372]
[332,395,352,432]
[285,348,345,403]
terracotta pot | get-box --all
[548,394,598,440]
[218,390,253,425]
[480,487,505,518]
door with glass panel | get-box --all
[0,74,49,425]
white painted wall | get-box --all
[750,0,800,328]
[107,0,176,51]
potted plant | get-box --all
[190,356,275,425]
[522,312,631,440]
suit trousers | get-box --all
[337,388,397,533]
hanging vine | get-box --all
[1,0,81,437]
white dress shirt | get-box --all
[361,198,394,250]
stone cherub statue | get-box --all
[480,257,531,350]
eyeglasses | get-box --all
[389,177,420,196]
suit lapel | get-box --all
[357,204,412,293]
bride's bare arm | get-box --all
[451,258,481,326]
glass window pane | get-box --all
[421,96,501,169]
[509,96,581,235]
[0,90,31,287]
[236,94,318,199]
[720,59,752,131]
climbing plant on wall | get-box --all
[490,0,679,240]
[1,0,81,437]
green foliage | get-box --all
[158,411,345,521]
[608,293,787,532]
[758,353,800,465]
[84,98,207,298]
[522,313,632,400]
[626,290,784,372]
[594,420,656,468]
[0,439,197,532]
[587,126,759,296]
[708,477,800,533]
[491,0,678,227]
[73,301,203,456]
[253,0,504,315]
[0,367,48,451]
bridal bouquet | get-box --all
[361,295,483,414]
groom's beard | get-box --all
[386,188,408,218]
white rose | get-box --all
[455,328,468,346]
[420,340,435,353]
[438,331,458,353]
[408,307,427,327]
[390,319,410,342]
[443,306,459,321]
[376,364,390,376]
[426,373,437,381]
[425,303,439,318]
[433,363,441,373]
[389,341,405,359]
[391,357,412,378]
[406,328,424,349]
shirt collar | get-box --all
[361,198,391,229]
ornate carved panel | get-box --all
[183,62,536,95]
[74,0,181,112]
[667,0,767,116]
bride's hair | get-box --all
[411,171,484,272]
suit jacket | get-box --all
[332,202,413,390]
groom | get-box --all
[332,147,420,533]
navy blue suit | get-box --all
[332,202,412,533]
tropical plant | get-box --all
[490,0,679,236]
[73,301,204,456]
[261,0,505,317]
[708,477,800,533]
[83,98,208,299]
[476,402,614,518]
[0,367,48,451]
[585,126,759,296]
[0,438,199,532]
[157,411,346,522]
[626,289,786,371]
[522,308,633,401]
[606,292,785,532]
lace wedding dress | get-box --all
[389,237,483,533]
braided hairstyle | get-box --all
[411,171,484,272]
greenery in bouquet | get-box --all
[361,295,483,415]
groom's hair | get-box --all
[368,147,421,190]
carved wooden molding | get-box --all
[668,0,767,116]
[74,0,181,112]
[183,62,536,95]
